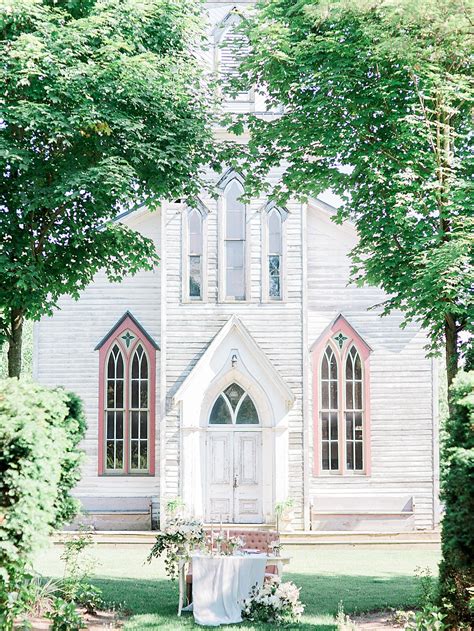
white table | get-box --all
[177,553,290,619]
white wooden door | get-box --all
[206,431,262,523]
[207,432,233,522]
[233,431,262,523]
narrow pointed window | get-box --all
[268,209,283,299]
[105,344,125,471]
[188,209,203,299]
[130,344,149,471]
[320,345,339,471]
[345,346,364,471]
[219,22,251,103]
[224,180,246,300]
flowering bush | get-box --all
[147,517,206,580]
[242,576,304,624]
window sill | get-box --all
[100,472,154,477]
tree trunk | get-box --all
[7,308,24,378]
[445,314,459,408]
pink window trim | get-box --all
[311,315,372,477]
[98,315,156,476]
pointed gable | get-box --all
[94,311,159,351]
[174,315,294,406]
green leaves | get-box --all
[229,0,473,370]
[0,0,214,364]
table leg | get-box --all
[178,560,185,616]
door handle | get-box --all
[233,474,239,489]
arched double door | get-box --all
[206,383,263,523]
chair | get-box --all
[185,529,280,604]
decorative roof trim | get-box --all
[263,200,289,218]
[212,6,244,41]
[186,197,210,216]
[94,311,160,351]
[174,315,294,404]
[310,313,372,354]
[216,168,245,191]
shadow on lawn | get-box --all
[90,572,420,630]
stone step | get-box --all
[55,529,440,546]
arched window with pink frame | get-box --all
[311,315,372,476]
[95,312,159,475]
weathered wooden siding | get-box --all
[161,185,306,525]
[306,204,437,529]
[34,211,161,500]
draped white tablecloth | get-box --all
[191,553,267,626]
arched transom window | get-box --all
[98,313,158,476]
[313,319,370,476]
[209,383,259,425]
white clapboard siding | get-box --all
[34,211,162,499]
[161,176,306,525]
[306,203,436,530]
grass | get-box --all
[34,542,441,630]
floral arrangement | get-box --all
[242,576,304,624]
[269,540,282,556]
[147,516,206,580]
[226,535,245,555]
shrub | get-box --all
[0,379,85,629]
[47,598,85,631]
[438,370,474,627]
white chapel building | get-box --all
[34,1,440,532]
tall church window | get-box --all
[345,346,364,471]
[268,209,283,299]
[313,317,371,475]
[188,209,203,299]
[219,20,251,103]
[224,180,246,300]
[320,345,339,471]
[105,344,125,470]
[97,313,158,475]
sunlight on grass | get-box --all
[34,542,441,630]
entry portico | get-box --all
[174,316,295,524]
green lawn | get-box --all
[34,542,441,630]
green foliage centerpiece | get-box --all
[147,517,206,580]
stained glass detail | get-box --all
[333,332,348,350]
[121,331,135,348]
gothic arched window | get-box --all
[209,383,259,425]
[97,313,158,475]
[313,316,371,475]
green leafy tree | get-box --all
[225,0,473,391]
[1,0,214,377]
[438,371,474,627]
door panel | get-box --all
[233,432,262,523]
[207,433,233,522]
[206,430,263,524]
